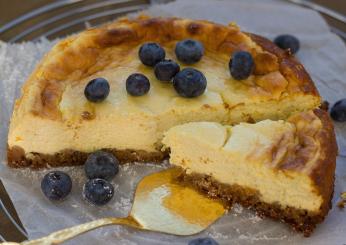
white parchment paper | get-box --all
[1,0,346,244]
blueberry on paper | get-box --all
[41,171,72,201]
[274,34,300,54]
[188,237,219,245]
[83,178,114,206]
[85,151,119,181]
[330,99,346,122]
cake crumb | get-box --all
[81,111,95,120]
[337,192,346,209]
[319,100,329,111]
[341,192,346,199]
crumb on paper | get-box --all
[319,100,329,111]
[341,192,346,200]
[337,192,346,209]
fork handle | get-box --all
[21,216,141,245]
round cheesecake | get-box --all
[6,15,337,237]
[7,16,320,168]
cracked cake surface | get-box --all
[7,16,321,167]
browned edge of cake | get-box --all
[248,33,319,96]
[175,109,337,237]
[307,109,337,220]
[7,146,167,169]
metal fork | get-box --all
[0,179,28,242]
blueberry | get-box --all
[83,178,114,206]
[84,78,110,103]
[175,39,204,64]
[154,59,180,82]
[126,73,150,96]
[85,151,119,181]
[330,99,346,122]
[138,42,165,66]
[173,68,207,98]
[229,51,254,80]
[188,237,219,245]
[274,34,300,54]
[41,171,72,201]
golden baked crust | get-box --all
[7,146,166,169]
[13,15,319,120]
[248,33,318,95]
[305,109,337,217]
[179,170,325,237]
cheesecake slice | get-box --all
[7,16,320,168]
[162,109,337,236]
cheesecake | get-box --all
[7,16,321,168]
[162,109,337,236]
[6,15,337,236]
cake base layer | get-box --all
[178,169,333,237]
[7,146,166,169]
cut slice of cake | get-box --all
[7,16,320,168]
[162,109,337,236]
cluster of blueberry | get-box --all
[135,40,208,98]
[83,35,306,105]
[84,37,270,103]
[83,39,208,103]
[129,39,209,98]
[41,151,119,206]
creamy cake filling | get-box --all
[8,43,319,155]
[162,120,323,211]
